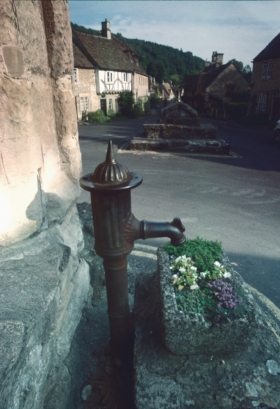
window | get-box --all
[262,60,272,78]
[80,96,89,112]
[115,99,118,112]
[257,94,267,111]
[108,98,113,111]
[73,68,78,83]
[123,73,128,82]
[106,72,113,83]
[267,61,272,78]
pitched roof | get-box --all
[72,42,94,69]
[72,30,147,76]
[253,32,280,62]
[184,61,246,93]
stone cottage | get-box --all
[249,32,280,122]
[72,19,150,118]
[183,52,249,118]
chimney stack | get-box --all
[101,18,111,39]
[212,51,224,67]
[204,60,210,68]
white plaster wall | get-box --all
[99,70,132,93]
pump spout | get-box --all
[124,214,186,246]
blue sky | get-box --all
[68,1,280,68]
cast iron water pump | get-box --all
[80,141,186,358]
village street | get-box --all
[78,115,280,309]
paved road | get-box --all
[78,115,280,308]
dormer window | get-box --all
[106,72,113,83]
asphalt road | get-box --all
[78,114,280,309]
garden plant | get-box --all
[164,238,250,323]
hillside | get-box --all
[71,22,204,84]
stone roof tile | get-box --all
[72,30,147,76]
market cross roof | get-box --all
[72,30,147,76]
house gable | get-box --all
[253,32,280,62]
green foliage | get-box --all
[175,287,216,314]
[226,102,248,119]
[71,22,205,82]
[71,22,100,36]
[86,110,111,124]
[165,237,222,272]
[133,99,145,117]
[118,92,146,118]
[107,109,116,118]
[118,91,135,117]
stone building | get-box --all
[0,1,90,408]
[72,19,149,119]
[249,32,280,122]
[183,52,249,118]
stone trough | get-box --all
[133,247,280,409]
[130,102,230,154]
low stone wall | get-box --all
[143,123,217,140]
[130,137,230,154]
[0,204,91,409]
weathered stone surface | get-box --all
[134,253,280,409]
[158,248,259,355]
[0,204,91,409]
[131,102,230,154]
[130,137,230,154]
[143,123,217,140]
[0,0,81,246]
[0,2,91,409]
[158,101,199,125]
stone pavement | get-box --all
[69,203,280,409]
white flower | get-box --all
[175,256,182,263]
[200,272,207,278]
[190,284,199,291]
[214,261,221,267]
[223,272,231,278]
[172,274,178,279]
[190,266,197,272]
[179,267,186,273]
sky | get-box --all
[68,1,280,68]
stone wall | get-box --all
[73,68,100,119]
[0,1,91,408]
[250,57,280,118]
[134,72,149,99]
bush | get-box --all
[86,110,111,124]
[118,91,135,117]
[133,99,144,117]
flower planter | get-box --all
[157,247,259,356]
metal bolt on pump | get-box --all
[80,141,186,360]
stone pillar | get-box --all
[0,0,81,246]
[0,2,91,408]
